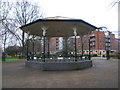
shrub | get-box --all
[90,54,97,57]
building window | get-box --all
[111,51,114,53]
[84,35,86,37]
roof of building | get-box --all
[20,17,98,37]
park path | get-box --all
[2,58,118,88]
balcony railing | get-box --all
[90,43,95,46]
[106,47,110,50]
[90,38,95,42]
[106,40,110,43]
[105,35,110,38]
[90,34,95,37]
[106,43,110,47]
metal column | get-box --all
[41,26,48,62]
[26,32,29,60]
[88,35,91,60]
[65,37,68,58]
[26,39,29,60]
[74,35,77,61]
[81,36,83,59]
[32,35,35,60]
[43,36,46,62]
[73,26,77,61]
[47,37,50,58]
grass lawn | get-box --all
[5,56,19,59]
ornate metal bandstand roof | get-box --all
[20,17,97,37]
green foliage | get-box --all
[6,56,19,59]
[5,45,22,56]
[116,51,120,54]
[90,54,97,57]
[110,51,120,59]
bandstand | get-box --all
[20,18,97,70]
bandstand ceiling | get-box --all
[20,19,97,37]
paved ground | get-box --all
[2,58,118,88]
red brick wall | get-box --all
[50,37,57,52]
[49,31,116,54]
[110,34,116,50]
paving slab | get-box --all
[2,58,118,88]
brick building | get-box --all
[30,30,117,56]
[49,37,61,54]
[55,30,117,56]
[79,30,116,56]
[115,38,120,52]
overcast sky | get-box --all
[8,0,118,37]
[32,0,118,37]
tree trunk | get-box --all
[2,32,7,61]
[2,52,5,61]
[21,31,25,58]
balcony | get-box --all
[90,38,95,42]
[90,34,95,37]
[56,43,59,46]
[56,41,59,43]
[105,35,110,39]
[106,40,110,43]
[90,43,95,46]
[106,47,110,50]
[106,43,110,47]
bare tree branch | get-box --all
[1,0,43,59]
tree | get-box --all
[24,36,42,53]
[5,45,21,56]
[110,0,120,7]
[12,0,43,58]
[0,1,13,61]
[1,0,43,60]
